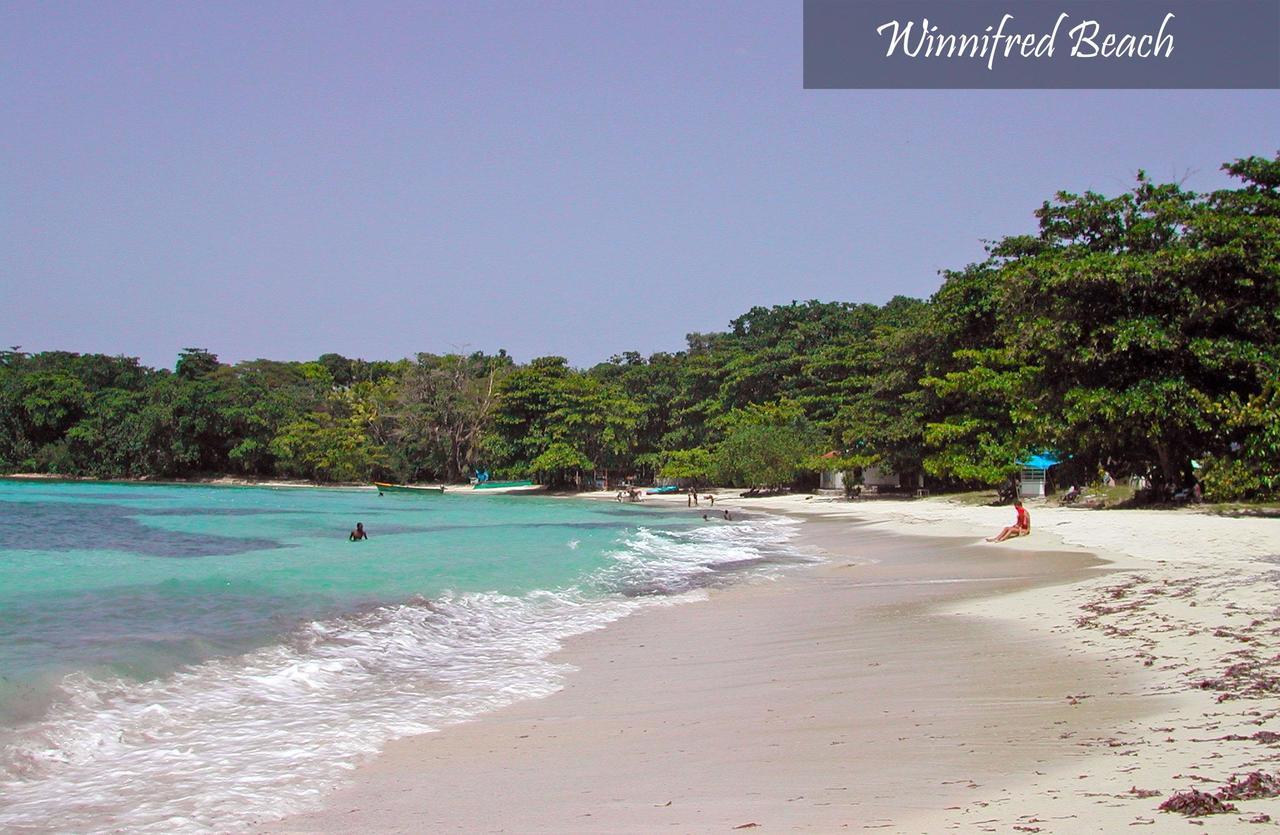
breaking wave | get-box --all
[0,515,805,832]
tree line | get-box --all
[3,154,1277,501]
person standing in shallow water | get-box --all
[349,522,368,541]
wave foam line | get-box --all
[0,516,806,833]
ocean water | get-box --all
[0,480,806,832]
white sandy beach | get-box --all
[267,492,1280,833]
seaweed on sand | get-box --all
[1159,771,1280,816]
[1194,659,1280,702]
[1217,771,1280,801]
[1158,789,1237,816]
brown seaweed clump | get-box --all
[1158,789,1237,816]
[1217,771,1280,801]
[1159,772,1280,816]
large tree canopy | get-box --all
[922,156,1280,495]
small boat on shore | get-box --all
[373,482,445,495]
[471,480,545,494]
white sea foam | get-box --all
[0,515,804,833]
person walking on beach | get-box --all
[687,487,699,507]
[987,500,1030,542]
[349,522,368,541]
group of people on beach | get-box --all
[687,488,714,507]
[614,485,718,508]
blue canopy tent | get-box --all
[1016,452,1062,498]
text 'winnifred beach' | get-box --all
[876,12,1176,70]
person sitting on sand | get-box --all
[987,500,1030,542]
[349,522,368,541]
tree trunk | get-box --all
[1154,443,1179,496]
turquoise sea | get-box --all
[0,480,804,832]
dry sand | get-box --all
[267,493,1280,833]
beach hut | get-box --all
[863,465,910,492]
[818,451,846,490]
[1017,452,1061,498]
[818,451,910,493]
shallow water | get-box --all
[0,480,806,832]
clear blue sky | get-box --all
[3,1,1277,370]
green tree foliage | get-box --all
[487,357,642,478]
[711,400,824,489]
[269,383,393,482]
[656,447,714,483]
[316,353,406,387]
[393,352,509,482]
[921,155,1279,497]
[486,357,574,474]
[911,260,1019,484]
[528,442,594,486]
[714,423,822,489]
[921,347,1033,484]
[824,296,933,481]
[589,350,683,463]
[175,348,221,380]
[219,360,329,475]
[1206,378,1280,499]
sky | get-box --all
[3,1,1277,371]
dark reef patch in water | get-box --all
[0,501,281,557]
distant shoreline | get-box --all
[1,473,380,490]
[0,473,554,495]
[7,473,1273,514]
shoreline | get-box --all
[8,479,1278,828]
[0,473,375,490]
[267,518,1121,833]
[0,473,547,495]
[265,492,1280,832]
